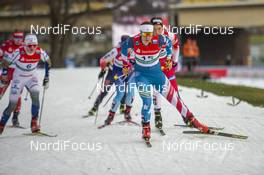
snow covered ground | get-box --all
[210,77,264,89]
[0,68,264,175]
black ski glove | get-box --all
[43,76,49,89]
[98,70,106,79]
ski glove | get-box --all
[0,68,8,87]
[122,62,132,77]
[98,70,106,79]
[43,76,49,89]
[165,59,173,71]
[172,61,178,68]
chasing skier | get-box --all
[0,32,24,126]
[98,35,136,128]
[87,36,128,116]
[150,17,181,131]
[0,34,51,135]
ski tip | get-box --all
[158,129,166,136]
[183,130,248,140]
[160,131,166,136]
[82,115,91,118]
[143,138,152,147]
[146,142,152,147]
[97,125,106,129]
[7,125,27,129]
[23,132,57,137]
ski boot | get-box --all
[124,105,132,121]
[184,113,209,133]
[31,118,40,133]
[154,109,163,129]
[142,122,151,139]
[88,106,97,116]
[182,115,192,127]
[12,112,20,127]
[119,103,125,114]
[104,111,115,125]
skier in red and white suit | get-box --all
[0,34,51,134]
[0,32,24,126]
[150,17,181,130]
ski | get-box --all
[97,124,109,129]
[8,125,27,129]
[23,131,57,137]
[115,120,141,126]
[158,129,166,136]
[183,130,248,139]
[82,115,90,118]
[174,124,224,130]
[143,138,152,147]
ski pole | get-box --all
[102,90,115,108]
[88,78,100,99]
[102,73,128,108]
[0,83,8,100]
[38,88,46,126]
[94,74,105,125]
[24,91,29,101]
[113,74,126,81]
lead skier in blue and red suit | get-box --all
[120,22,209,140]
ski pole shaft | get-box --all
[94,74,105,125]
[88,78,100,99]
[39,88,46,126]
[113,74,126,81]
[24,91,29,101]
[102,90,115,108]
[102,72,131,108]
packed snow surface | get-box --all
[0,68,263,175]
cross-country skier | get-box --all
[88,36,129,116]
[0,34,51,134]
[121,22,209,141]
[0,32,24,126]
[101,36,136,126]
[150,17,180,130]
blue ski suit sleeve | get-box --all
[44,61,50,77]
[121,37,134,60]
[158,35,172,58]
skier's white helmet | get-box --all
[140,22,154,33]
[24,34,38,45]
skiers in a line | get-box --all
[0,17,209,142]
